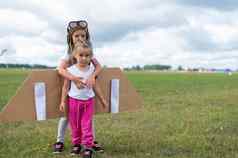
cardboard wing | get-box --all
[0,68,143,123]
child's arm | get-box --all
[58,59,85,88]
[93,83,108,109]
[86,58,102,88]
[58,59,75,80]
[91,58,102,78]
[59,78,70,113]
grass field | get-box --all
[0,69,238,158]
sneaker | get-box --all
[92,141,104,153]
[53,142,64,154]
[83,149,93,158]
[70,144,82,156]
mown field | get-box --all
[0,69,238,158]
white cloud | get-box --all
[95,27,186,68]
[0,8,48,37]
[0,0,237,69]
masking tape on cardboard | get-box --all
[34,82,46,120]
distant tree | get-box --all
[131,65,141,71]
[135,65,141,70]
[143,64,171,70]
[178,65,184,71]
[124,67,130,71]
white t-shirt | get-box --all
[67,64,95,100]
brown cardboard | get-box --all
[0,68,143,123]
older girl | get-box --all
[53,20,105,154]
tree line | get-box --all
[0,63,173,71]
[124,64,171,71]
[0,63,55,69]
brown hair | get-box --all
[67,25,92,55]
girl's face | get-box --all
[72,29,87,45]
[74,48,92,67]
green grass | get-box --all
[0,69,29,110]
[0,69,238,158]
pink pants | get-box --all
[68,97,95,148]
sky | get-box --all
[0,0,238,70]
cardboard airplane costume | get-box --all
[0,68,143,123]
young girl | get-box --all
[60,42,98,157]
[53,20,105,153]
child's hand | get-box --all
[86,75,96,88]
[101,98,109,109]
[59,103,66,112]
[74,77,86,89]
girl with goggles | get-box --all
[53,20,106,156]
